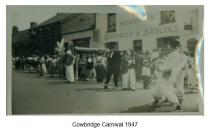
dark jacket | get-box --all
[107,50,121,68]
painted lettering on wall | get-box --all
[104,25,178,40]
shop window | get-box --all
[105,42,118,50]
[184,18,193,30]
[133,40,142,53]
[160,10,176,24]
[72,38,90,48]
[107,13,116,32]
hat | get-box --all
[66,50,72,55]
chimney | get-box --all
[12,26,19,35]
[30,22,37,29]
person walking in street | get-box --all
[104,46,121,89]
[64,50,75,83]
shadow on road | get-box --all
[76,88,122,92]
[47,81,69,84]
[76,87,145,92]
[120,104,156,113]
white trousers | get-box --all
[151,78,179,104]
[66,65,74,82]
[175,71,185,102]
[122,68,136,90]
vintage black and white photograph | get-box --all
[7,5,204,114]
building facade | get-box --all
[93,6,203,54]
[62,6,203,56]
[12,6,203,57]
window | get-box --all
[160,10,176,24]
[107,13,116,32]
[157,36,179,52]
[72,38,90,48]
[133,40,142,53]
[105,42,118,50]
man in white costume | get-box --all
[65,50,75,83]
[151,40,188,111]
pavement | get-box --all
[11,71,203,114]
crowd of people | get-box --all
[13,44,197,90]
[13,54,64,78]
[13,40,198,111]
[12,49,108,83]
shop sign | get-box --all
[104,25,178,40]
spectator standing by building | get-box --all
[142,52,151,89]
[101,52,108,69]
[79,54,87,81]
[121,50,136,90]
[95,53,106,83]
[41,57,47,76]
[142,61,151,89]
[86,54,95,81]
[51,55,58,78]
[135,52,143,81]
[121,50,129,90]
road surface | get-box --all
[11,71,202,114]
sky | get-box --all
[8,6,62,30]
[7,5,118,30]
[7,5,202,31]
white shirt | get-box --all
[160,49,188,83]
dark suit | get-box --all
[105,50,121,86]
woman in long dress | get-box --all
[86,54,95,81]
[121,51,129,90]
[65,50,75,83]
[95,54,106,83]
[40,57,47,76]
